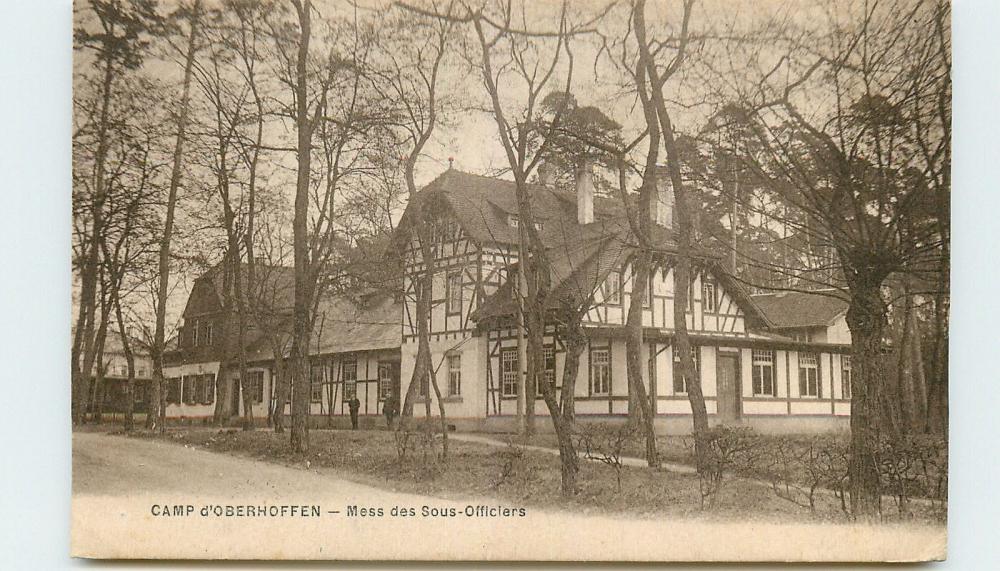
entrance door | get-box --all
[716,352,741,423]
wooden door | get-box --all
[716,353,741,423]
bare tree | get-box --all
[73,0,162,426]
[149,0,203,431]
[701,0,950,518]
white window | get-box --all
[310,365,324,403]
[501,349,518,397]
[508,214,519,228]
[342,361,357,400]
[378,362,395,399]
[137,366,146,378]
[238,371,263,404]
[447,273,463,314]
[602,270,621,304]
[193,320,200,346]
[752,350,776,396]
[703,281,717,312]
[842,355,852,399]
[119,364,128,376]
[672,345,700,394]
[206,323,214,345]
[590,348,611,396]
[447,354,462,396]
[799,353,820,397]
[543,346,556,388]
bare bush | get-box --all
[761,436,850,515]
[879,435,948,519]
[575,423,639,492]
[696,426,765,509]
[491,438,528,491]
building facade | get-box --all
[395,169,853,433]
[162,168,854,433]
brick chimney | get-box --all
[653,164,674,228]
[575,159,595,225]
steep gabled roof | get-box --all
[184,261,296,318]
[750,290,848,329]
[396,169,679,254]
[312,293,401,354]
[246,292,401,361]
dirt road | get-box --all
[72,432,946,561]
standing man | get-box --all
[383,394,398,430]
[348,396,361,430]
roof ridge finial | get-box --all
[448,156,454,170]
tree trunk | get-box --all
[151,3,201,433]
[271,345,289,433]
[289,0,314,454]
[559,318,585,425]
[89,277,111,424]
[112,288,136,432]
[625,252,660,468]
[925,291,948,435]
[845,280,888,520]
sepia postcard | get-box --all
[70,0,950,561]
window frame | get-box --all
[542,345,556,389]
[751,350,776,396]
[501,348,518,397]
[589,347,611,396]
[342,361,358,401]
[446,272,464,315]
[182,375,197,405]
[447,354,462,397]
[672,345,700,394]
[201,373,216,405]
[378,362,395,400]
[841,355,852,400]
[703,281,717,313]
[602,270,622,305]
[166,377,182,404]
[798,352,821,398]
[309,365,324,403]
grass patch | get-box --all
[127,427,944,525]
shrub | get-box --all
[574,422,639,492]
[878,434,948,519]
[694,426,765,509]
[760,435,849,515]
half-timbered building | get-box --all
[163,263,401,425]
[395,168,853,433]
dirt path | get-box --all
[72,432,945,561]
[449,432,697,473]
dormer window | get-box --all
[508,214,542,231]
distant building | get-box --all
[751,290,851,345]
[163,263,401,423]
[87,332,154,415]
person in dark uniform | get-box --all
[348,396,361,430]
[383,395,398,430]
